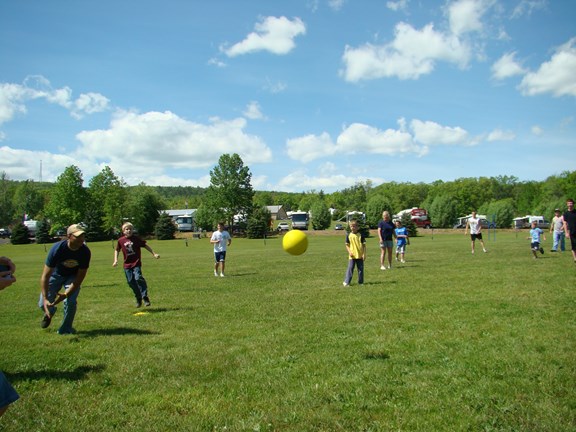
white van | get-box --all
[24,220,39,236]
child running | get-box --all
[113,222,159,307]
[527,220,546,259]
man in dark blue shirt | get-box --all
[39,224,91,335]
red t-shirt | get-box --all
[116,235,147,269]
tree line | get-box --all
[1,156,574,240]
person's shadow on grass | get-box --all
[5,364,106,383]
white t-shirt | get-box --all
[211,230,231,252]
[468,217,481,235]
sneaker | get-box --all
[214,270,218,277]
[343,282,349,286]
[540,248,544,255]
[143,297,151,307]
[135,300,143,308]
[401,259,406,263]
[380,266,386,270]
[550,249,556,252]
[57,328,76,335]
[387,266,391,270]
[483,249,487,253]
[41,314,52,329]
[220,273,225,277]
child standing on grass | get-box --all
[394,220,409,263]
[528,220,546,259]
[343,220,366,286]
[210,222,232,277]
[113,222,159,307]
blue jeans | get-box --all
[344,259,364,285]
[124,266,148,301]
[552,231,565,251]
[38,273,81,334]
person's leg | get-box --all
[0,371,19,418]
[357,259,364,284]
[124,268,142,305]
[380,246,385,269]
[38,273,64,327]
[387,246,393,268]
[560,232,565,251]
[552,232,559,251]
[133,266,150,304]
[344,260,354,285]
[59,276,81,334]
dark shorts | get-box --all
[471,233,483,241]
[214,251,226,262]
[531,242,540,250]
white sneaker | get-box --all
[343,282,349,286]
[214,271,218,277]
[483,249,487,253]
[380,266,386,270]
[220,273,225,277]
[401,259,405,263]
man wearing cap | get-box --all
[38,224,91,335]
[550,208,565,252]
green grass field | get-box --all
[0,230,574,431]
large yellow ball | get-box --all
[282,229,308,256]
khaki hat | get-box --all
[67,224,85,236]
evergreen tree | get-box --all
[155,212,177,240]
[10,223,30,245]
[246,206,271,239]
[399,212,418,238]
[35,219,52,244]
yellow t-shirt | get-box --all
[346,231,365,259]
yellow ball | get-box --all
[282,229,308,256]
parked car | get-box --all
[0,228,11,239]
[334,224,344,230]
[277,222,290,232]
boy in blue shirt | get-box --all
[528,220,546,259]
[394,220,409,263]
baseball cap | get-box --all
[67,224,86,236]
[554,208,561,212]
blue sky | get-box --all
[1,0,574,192]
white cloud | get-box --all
[337,122,423,155]
[76,110,273,180]
[0,75,109,125]
[222,16,306,57]
[0,145,85,182]
[491,52,527,80]
[243,101,265,120]
[386,0,409,12]
[341,22,471,81]
[518,37,576,97]
[511,0,547,19]
[276,169,383,192]
[531,125,543,135]
[447,0,491,36]
[328,0,345,11]
[410,119,470,146]
[487,129,515,141]
[286,132,337,163]
[286,121,424,163]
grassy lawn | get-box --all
[0,230,574,431]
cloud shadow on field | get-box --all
[5,364,106,383]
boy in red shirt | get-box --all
[113,222,159,307]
